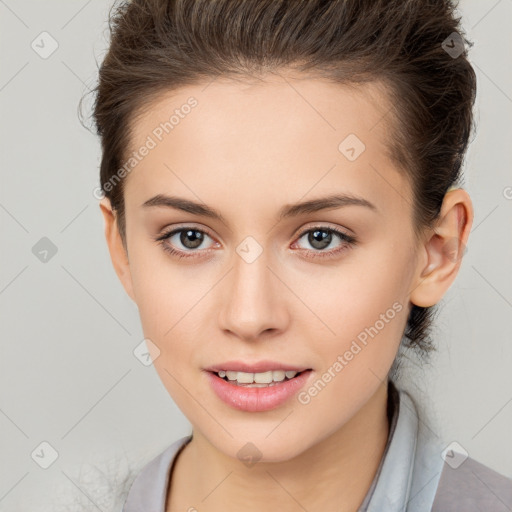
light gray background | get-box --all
[1,0,511,510]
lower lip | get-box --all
[205,370,313,412]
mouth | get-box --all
[205,368,314,412]
[208,368,312,387]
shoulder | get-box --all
[388,383,511,512]
[123,435,192,512]
[432,455,512,511]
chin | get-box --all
[204,427,315,465]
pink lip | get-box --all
[203,360,311,373]
[204,369,313,412]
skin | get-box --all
[99,72,473,512]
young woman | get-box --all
[90,0,512,510]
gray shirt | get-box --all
[123,381,512,511]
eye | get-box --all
[154,224,357,261]
[154,226,218,259]
[292,225,357,259]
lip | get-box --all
[204,369,314,412]
[203,360,311,373]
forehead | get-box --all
[130,73,393,156]
[123,74,411,222]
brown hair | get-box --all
[87,0,477,357]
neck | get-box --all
[168,380,391,512]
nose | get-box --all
[217,249,289,342]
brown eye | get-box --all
[305,229,333,250]
[293,226,357,260]
[155,226,217,259]
[177,229,205,249]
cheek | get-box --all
[313,292,407,387]
[127,246,212,375]
[296,249,410,340]
[127,241,195,333]
[297,284,408,428]
[300,244,412,379]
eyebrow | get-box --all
[141,193,378,223]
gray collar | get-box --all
[123,381,444,512]
[362,381,444,511]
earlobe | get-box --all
[410,188,473,308]
[99,197,136,303]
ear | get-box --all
[410,188,473,308]
[99,197,136,303]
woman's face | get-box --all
[110,74,425,461]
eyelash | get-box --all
[154,225,357,261]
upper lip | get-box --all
[204,360,312,373]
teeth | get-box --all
[221,370,299,384]
[255,371,278,383]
